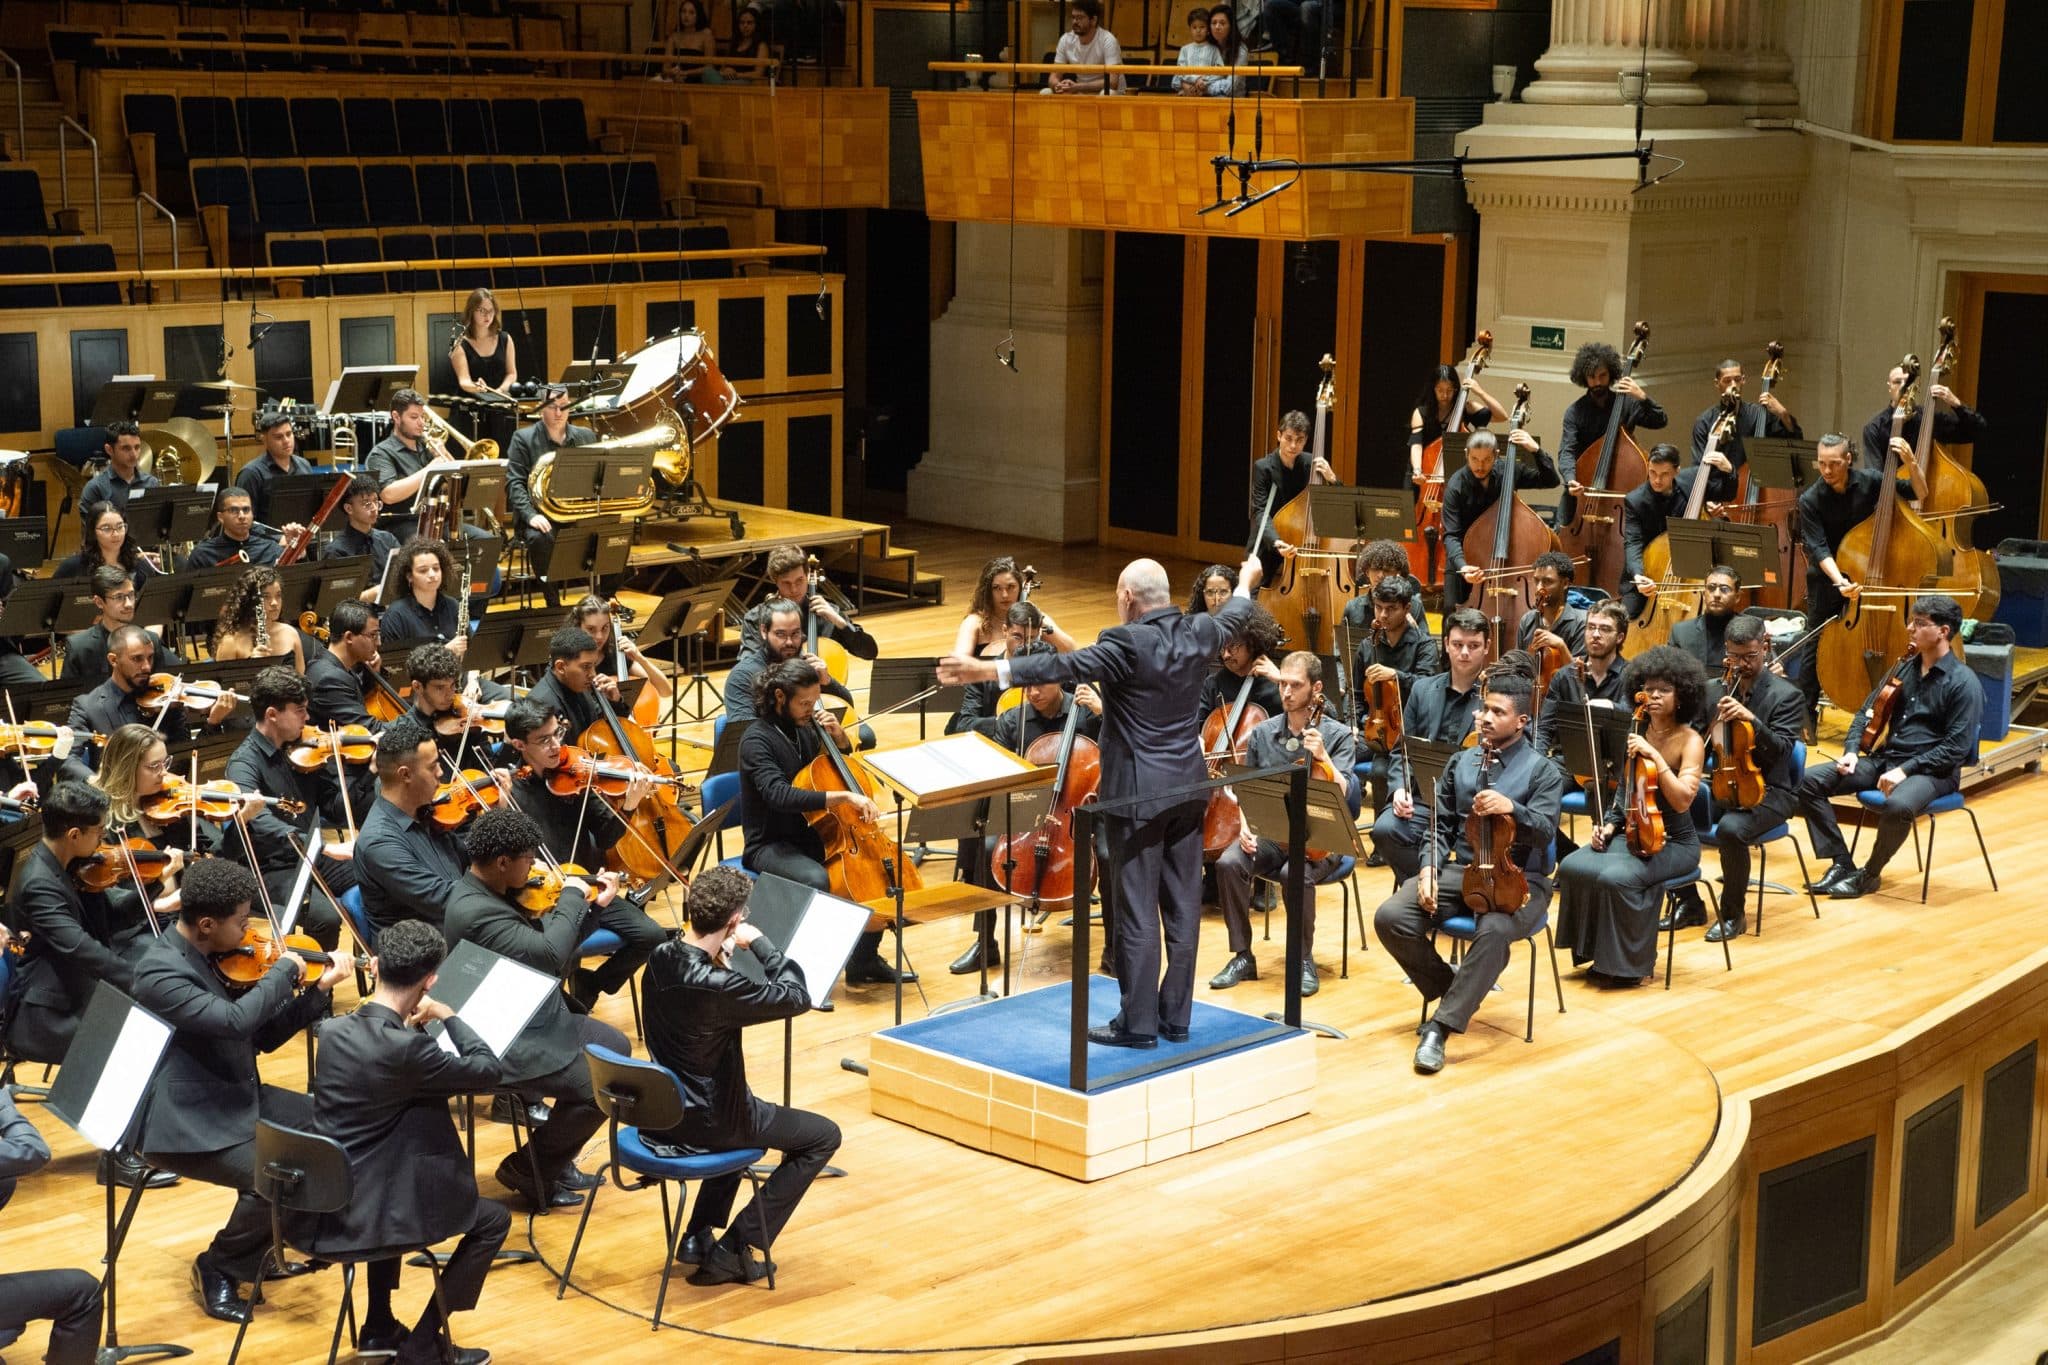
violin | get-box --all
[0,722,107,761]
[993,698,1102,911]
[141,777,304,825]
[428,769,505,830]
[794,713,923,906]
[1359,654,1403,753]
[1200,673,1268,859]
[298,610,329,644]
[1623,692,1666,858]
[289,724,375,771]
[1709,662,1767,810]
[211,917,355,993]
[1530,638,1571,724]
[542,746,690,801]
[1459,741,1527,915]
[515,862,595,916]
[1858,650,1914,756]
[72,837,177,892]
[138,674,250,712]
[1302,695,1345,861]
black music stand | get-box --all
[451,538,504,603]
[1551,708,1632,819]
[500,608,576,673]
[545,450,655,508]
[134,563,240,657]
[123,486,215,554]
[89,379,160,429]
[628,583,724,740]
[0,575,86,646]
[330,366,417,416]
[467,607,554,676]
[1666,518,1784,596]
[705,718,751,777]
[1744,437,1815,493]
[867,658,965,740]
[537,517,633,591]
[0,518,48,569]
[51,579,103,636]
[1309,484,1415,555]
[259,472,350,530]
[46,986,191,1364]
[7,680,84,726]
[1225,763,1354,1038]
[1404,737,1462,807]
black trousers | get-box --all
[1794,574,1845,724]
[1214,837,1331,958]
[746,839,884,964]
[1701,786,1797,920]
[1104,802,1206,1037]
[1370,804,1427,883]
[0,1268,103,1365]
[364,1197,510,1320]
[0,652,42,689]
[583,896,666,998]
[1797,755,1955,877]
[147,1088,314,1283]
[516,1017,631,1187]
[674,1094,841,1250]
[521,527,561,608]
[1374,866,1552,1033]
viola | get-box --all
[544,746,690,801]
[794,713,923,906]
[1623,692,1666,858]
[429,769,504,830]
[1858,650,1914,756]
[73,837,176,892]
[1410,330,1492,587]
[289,724,375,771]
[1200,674,1268,859]
[211,917,355,993]
[993,702,1102,910]
[139,674,250,712]
[1359,651,1403,753]
[1302,695,1345,861]
[1459,742,1527,915]
[141,777,304,825]
[1709,663,1767,810]
[0,722,107,760]
[515,862,596,916]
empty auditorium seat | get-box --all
[176,28,239,71]
[238,97,294,158]
[190,161,255,234]
[53,240,122,306]
[683,224,733,279]
[344,98,401,157]
[433,230,490,290]
[465,161,520,222]
[0,242,57,308]
[394,97,449,155]
[492,98,544,156]
[381,229,435,292]
[538,98,591,156]
[0,168,48,233]
[241,29,295,71]
[612,161,663,220]
[309,162,368,226]
[584,224,638,283]
[414,160,468,223]
[183,96,240,158]
[268,232,328,294]
[538,228,592,286]
[362,161,420,226]
[447,98,491,152]
[252,163,315,230]
[325,231,384,297]
[514,161,569,222]
[123,94,189,205]
[487,230,541,289]
[562,159,614,217]
[290,98,349,158]
[636,226,681,282]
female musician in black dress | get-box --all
[51,500,162,584]
[1188,564,1237,615]
[449,285,517,450]
[1554,644,1706,985]
[380,537,467,658]
[213,565,304,672]
[1406,363,1507,486]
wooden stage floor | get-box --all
[4,522,2040,1363]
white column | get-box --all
[1525,0,1709,107]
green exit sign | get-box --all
[1531,325,1566,351]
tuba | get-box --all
[530,425,663,523]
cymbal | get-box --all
[189,380,266,393]
[199,403,243,415]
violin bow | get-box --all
[281,829,360,972]
[1575,658,1608,829]
[115,836,167,938]
[328,723,359,844]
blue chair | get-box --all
[577,926,644,1039]
[1658,871,1731,989]
[1701,740,1820,936]
[1848,788,1996,903]
[335,885,377,995]
[0,947,53,1101]
[554,1045,773,1329]
[699,768,746,869]
[1426,903,1565,1043]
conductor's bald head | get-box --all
[1116,559,1172,622]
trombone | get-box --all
[423,407,501,463]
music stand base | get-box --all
[406,1249,539,1271]
[1262,1011,1348,1041]
[98,1343,192,1363]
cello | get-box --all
[1557,321,1653,595]
[1200,673,1269,859]
[795,714,924,905]
[1265,355,1344,654]
[576,685,696,885]
[1726,341,1801,608]
[1629,390,1740,655]
[1910,317,2000,620]
[993,696,1101,914]
[1813,355,1958,720]
[1461,384,1559,658]
[1411,331,1493,587]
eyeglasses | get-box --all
[105,591,137,604]
[141,756,170,773]
[99,522,126,534]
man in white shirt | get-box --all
[1047,0,1124,93]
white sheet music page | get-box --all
[77,1009,174,1151]
[437,955,557,1058]
[776,892,871,1006]
[860,732,1041,806]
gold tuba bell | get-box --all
[530,424,664,523]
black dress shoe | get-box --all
[677,1227,716,1265]
[260,1255,325,1280]
[1160,1023,1190,1043]
[844,957,916,985]
[1659,888,1709,932]
[1298,962,1320,997]
[948,939,998,975]
[1208,952,1257,989]
[1086,1024,1157,1049]
[1413,1022,1447,1074]
[356,1321,408,1359]
[192,1255,250,1324]
[569,968,603,1011]
[1830,867,1880,898]
[493,1158,583,1209]
[1365,849,1388,868]
[1704,915,1746,943]
[686,1238,775,1285]
[97,1150,180,1190]
[1806,863,1854,894]
[556,1163,601,1191]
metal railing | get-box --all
[134,193,178,300]
[58,116,101,232]
[0,51,23,159]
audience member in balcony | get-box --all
[662,0,718,80]
[720,5,776,81]
[1183,5,1246,95]
[1046,0,1124,94]
[1173,7,1221,93]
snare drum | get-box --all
[578,329,741,446]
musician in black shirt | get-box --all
[1797,594,1982,899]
[1337,539,1427,639]
[1792,434,1923,726]
[1557,339,1668,528]
[1669,565,1742,672]
[1516,550,1587,659]
[233,410,315,524]
[1440,430,1561,615]
[222,668,351,950]
[1197,602,1284,723]
[1355,575,1440,813]
[1858,364,1988,470]
[1249,411,1334,585]
[504,385,596,607]
[1690,614,1804,938]
[61,565,180,690]
[1620,444,1698,622]
[75,421,155,533]
[184,487,282,569]
[1370,609,1488,881]
[1533,602,1631,856]
[316,476,401,594]
[1690,357,1801,501]
[736,545,880,662]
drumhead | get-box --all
[616,333,704,407]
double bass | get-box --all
[1629,390,1740,655]
[1911,317,1999,620]
[1265,355,1344,655]
[1410,331,1493,588]
[1726,341,1801,608]
[1812,356,1958,719]
[1462,384,1559,658]
[1557,321,1653,595]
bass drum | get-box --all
[574,329,741,446]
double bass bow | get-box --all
[1557,321,1652,594]
[1462,383,1559,658]
[1411,330,1493,587]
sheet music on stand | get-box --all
[1551,707,1632,795]
[859,731,1051,809]
[47,987,175,1152]
[1404,737,1464,806]
[425,940,558,1059]
[727,872,870,1008]
[866,657,964,740]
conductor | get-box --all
[940,552,1263,1049]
